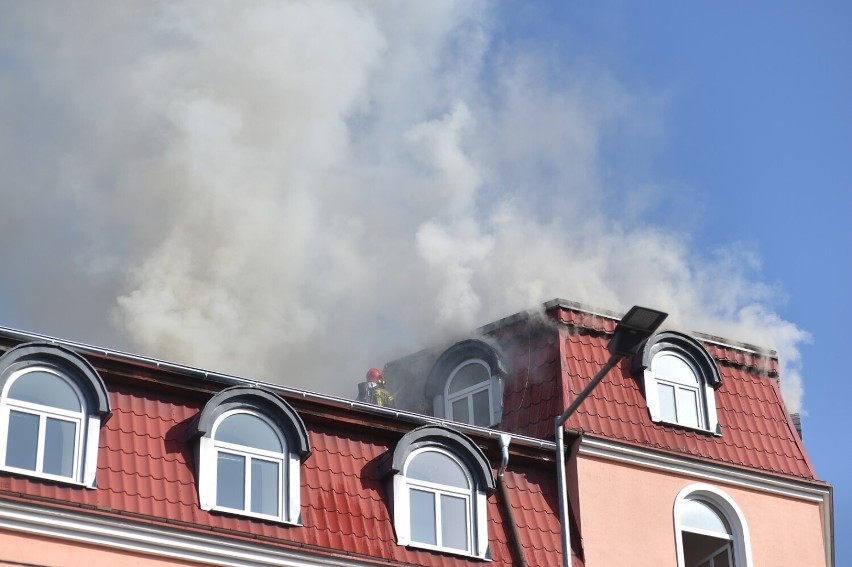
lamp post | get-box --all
[556,306,668,567]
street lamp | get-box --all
[556,306,668,567]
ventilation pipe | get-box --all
[496,433,527,567]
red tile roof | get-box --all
[499,305,816,481]
[0,376,573,565]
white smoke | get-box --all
[0,2,807,411]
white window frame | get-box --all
[443,359,496,427]
[645,351,719,433]
[0,367,98,487]
[405,447,473,553]
[198,409,301,524]
[393,447,489,559]
[674,484,752,567]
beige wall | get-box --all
[0,529,202,567]
[576,454,827,566]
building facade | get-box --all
[0,300,833,566]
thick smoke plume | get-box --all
[0,2,806,411]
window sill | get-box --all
[0,466,93,488]
[206,505,300,526]
[653,420,722,437]
[407,542,487,561]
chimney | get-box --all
[790,412,803,440]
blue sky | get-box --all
[0,2,848,561]
[510,2,851,560]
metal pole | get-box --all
[556,353,623,567]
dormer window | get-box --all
[4,369,84,479]
[0,343,111,488]
[652,352,704,429]
[445,360,493,427]
[188,386,310,524]
[211,410,286,518]
[637,332,721,434]
[406,448,473,551]
[381,425,495,559]
[425,340,506,427]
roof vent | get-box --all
[790,413,803,440]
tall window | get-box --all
[0,344,110,488]
[680,499,734,567]
[445,360,492,427]
[190,386,310,525]
[675,485,752,567]
[211,410,285,518]
[405,448,472,552]
[383,425,495,559]
[639,332,721,433]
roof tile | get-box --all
[551,327,816,480]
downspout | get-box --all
[555,419,572,567]
[497,433,527,567]
[557,353,622,567]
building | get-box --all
[0,299,833,566]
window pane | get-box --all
[6,411,39,470]
[216,413,282,452]
[251,458,280,516]
[681,499,731,535]
[8,371,81,412]
[451,398,469,423]
[658,383,677,422]
[440,494,469,551]
[217,452,246,510]
[713,546,732,567]
[407,451,469,488]
[472,389,490,427]
[653,353,698,386]
[447,362,489,394]
[43,418,76,477]
[410,489,436,545]
[677,388,700,428]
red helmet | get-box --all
[366,368,384,383]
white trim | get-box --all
[199,409,299,525]
[673,484,753,567]
[644,351,719,433]
[393,447,490,560]
[578,436,830,503]
[0,498,373,567]
[0,367,98,488]
[403,448,474,556]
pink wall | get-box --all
[0,529,202,567]
[576,454,827,566]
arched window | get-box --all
[425,340,506,427]
[674,484,752,567]
[211,410,286,518]
[406,448,473,551]
[188,386,310,524]
[381,425,495,559]
[445,360,493,427]
[3,368,84,479]
[652,352,705,429]
[637,332,721,433]
[0,344,110,488]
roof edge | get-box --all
[546,299,778,356]
[0,325,559,454]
